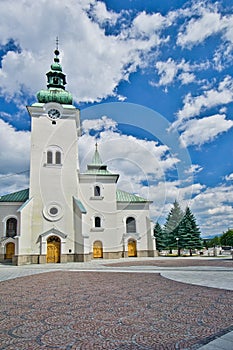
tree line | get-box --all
[154,200,202,256]
[204,229,233,248]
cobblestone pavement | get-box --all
[0,260,233,350]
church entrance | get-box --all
[47,236,60,263]
[128,239,137,257]
[5,242,15,260]
[93,241,103,258]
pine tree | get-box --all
[154,222,166,251]
[179,207,202,255]
[163,201,184,253]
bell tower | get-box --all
[26,44,80,261]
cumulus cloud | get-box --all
[0,0,172,104]
[172,76,233,130]
[86,1,119,26]
[82,116,117,133]
[177,11,224,48]
[191,183,233,235]
[177,2,233,48]
[185,164,203,175]
[155,58,201,87]
[225,173,233,181]
[180,114,233,147]
[0,119,30,194]
[0,119,30,174]
[130,11,169,38]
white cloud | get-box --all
[180,114,233,147]
[173,76,233,130]
[178,72,196,85]
[191,183,233,236]
[185,164,203,175]
[177,2,233,48]
[155,58,199,87]
[0,119,30,193]
[225,173,233,181]
[0,119,30,174]
[0,0,171,104]
[131,11,169,38]
[82,116,117,133]
[155,58,180,86]
[87,1,119,25]
[177,11,223,48]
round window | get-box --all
[49,207,58,215]
[43,202,63,222]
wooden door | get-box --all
[5,242,15,259]
[128,240,137,257]
[93,241,103,258]
[47,236,60,263]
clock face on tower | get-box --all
[48,108,61,120]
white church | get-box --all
[0,48,156,265]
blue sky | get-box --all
[0,0,233,237]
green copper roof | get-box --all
[91,147,103,165]
[36,47,73,105]
[0,189,29,202]
[37,88,73,104]
[85,168,113,175]
[116,189,148,203]
[51,62,62,72]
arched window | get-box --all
[46,147,62,165]
[95,216,101,228]
[126,217,136,233]
[47,151,53,164]
[94,185,101,197]
[55,151,61,164]
[6,218,17,237]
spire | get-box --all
[91,143,103,165]
[85,144,110,174]
[36,39,73,105]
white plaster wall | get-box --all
[116,207,151,251]
[0,203,21,239]
[27,104,80,253]
[79,179,123,252]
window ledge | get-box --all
[91,228,104,232]
[44,164,62,168]
[90,196,104,200]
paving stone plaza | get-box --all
[0,257,232,349]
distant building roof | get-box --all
[0,189,29,202]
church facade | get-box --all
[0,48,156,265]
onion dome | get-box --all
[37,46,73,105]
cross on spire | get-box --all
[56,36,59,51]
[54,37,60,63]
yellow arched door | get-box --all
[47,236,60,263]
[5,242,15,259]
[93,241,103,258]
[128,240,137,257]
